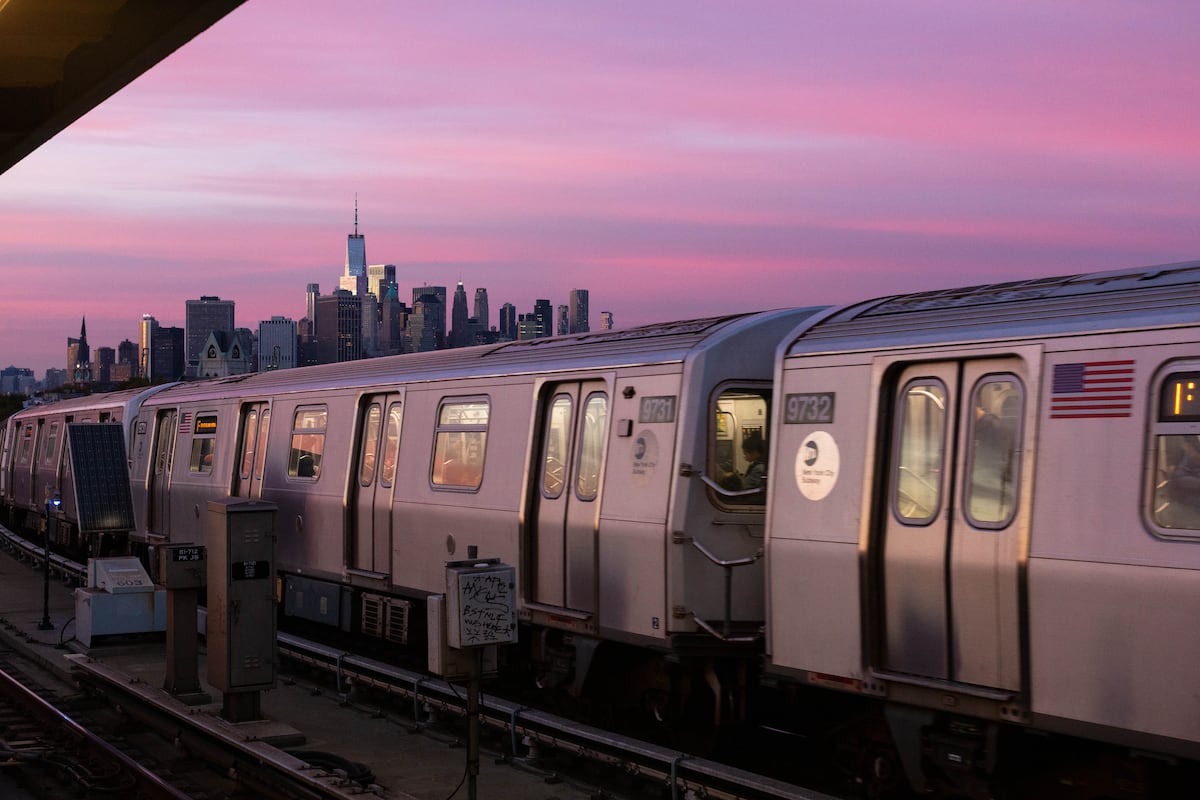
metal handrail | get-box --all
[688,538,761,640]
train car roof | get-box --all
[6,383,177,422]
[785,259,1200,355]
[140,307,826,405]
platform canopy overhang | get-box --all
[0,0,248,176]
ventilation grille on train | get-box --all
[361,593,411,645]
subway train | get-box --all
[5,260,1200,796]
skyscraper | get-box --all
[533,299,553,339]
[409,293,443,353]
[473,288,489,332]
[379,288,407,356]
[341,197,367,296]
[185,296,235,378]
[95,346,115,383]
[258,316,297,371]
[306,283,320,326]
[117,339,139,377]
[450,282,470,348]
[140,314,158,378]
[557,304,569,335]
[600,310,614,330]
[367,264,396,300]
[315,290,363,364]
[412,285,446,348]
[569,289,590,333]
[499,303,517,341]
[150,326,185,382]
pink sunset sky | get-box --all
[2,0,1199,375]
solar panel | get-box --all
[68,423,135,533]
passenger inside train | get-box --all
[1155,434,1200,529]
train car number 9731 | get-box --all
[639,396,677,423]
[785,392,835,424]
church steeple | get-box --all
[72,316,91,383]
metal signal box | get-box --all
[444,558,518,649]
[158,544,206,590]
[206,499,277,694]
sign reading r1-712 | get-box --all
[784,392,835,424]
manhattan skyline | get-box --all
[2,1,1199,375]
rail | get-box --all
[278,633,837,800]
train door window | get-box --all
[963,376,1023,528]
[380,404,401,489]
[253,408,271,480]
[708,388,771,507]
[575,393,608,500]
[542,395,572,498]
[41,422,59,466]
[431,398,489,489]
[154,415,174,475]
[17,424,33,465]
[1149,369,1200,535]
[358,404,382,486]
[893,380,947,524]
[239,409,259,479]
[287,407,327,480]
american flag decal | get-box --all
[178,412,192,433]
[1049,360,1135,419]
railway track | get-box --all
[276,633,840,800]
[0,652,224,799]
[0,522,843,800]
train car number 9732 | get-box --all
[785,392,835,424]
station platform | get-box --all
[0,545,598,800]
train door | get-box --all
[234,402,271,499]
[0,421,11,500]
[877,358,1026,690]
[350,393,404,575]
[532,381,609,612]
[147,409,178,537]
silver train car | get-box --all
[114,309,815,723]
[1,384,175,556]
[765,261,1200,794]
[4,262,1200,795]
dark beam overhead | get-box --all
[0,0,248,176]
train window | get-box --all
[709,388,770,507]
[18,424,33,465]
[287,407,327,480]
[239,409,258,479]
[893,380,947,524]
[576,393,608,501]
[41,423,59,466]
[542,395,572,498]
[253,408,271,480]
[380,405,401,489]
[431,399,489,489]
[1151,435,1200,530]
[963,377,1023,528]
[189,437,215,474]
[359,404,382,485]
[1150,370,1200,534]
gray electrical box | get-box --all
[206,499,277,694]
[158,544,206,590]
[444,558,518,649]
